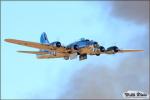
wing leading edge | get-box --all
[5,39,68,53]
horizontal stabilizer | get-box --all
[37,54,65,59]
[17,51,48,54]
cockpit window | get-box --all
[85,39,89,41]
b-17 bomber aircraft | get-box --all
[5,32,144,61]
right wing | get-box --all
[118,50,144,53]
[5,39,68,53]
[103,49,144,54]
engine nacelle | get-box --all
[93,42,99,47]
[73,45,79,50]
[50,41,61,47]
[106,46,119,54]
[99,46,105,52]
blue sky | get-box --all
[1,1,148,99]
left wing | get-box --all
[5,39,69,53]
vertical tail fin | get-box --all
[39,32,50,53]
[40,32,50,44]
